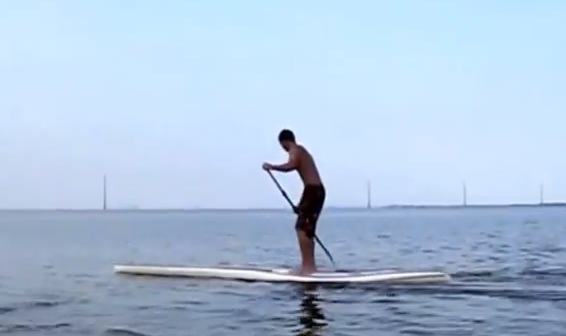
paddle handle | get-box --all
[266,170,298,213]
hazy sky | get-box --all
[1,0,565,209]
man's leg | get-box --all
[296,220,316,274]
[298,185,325,274]
[294,186,324,275]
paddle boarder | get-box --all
[262,129,326,275]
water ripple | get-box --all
[1,208,566,335]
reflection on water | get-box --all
[295,285,327,336]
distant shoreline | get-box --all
[0,202,565,212]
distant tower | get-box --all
[462,181,467,206]
[103,174,107,211]
[366,180,372,209]
[540,183,544,205]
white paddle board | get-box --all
[113,265,451,284]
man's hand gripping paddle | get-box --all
[265,170,336,268]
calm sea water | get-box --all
[0,208,565,336]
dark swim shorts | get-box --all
[295,184,326,239]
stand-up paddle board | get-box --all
[113,265,451,284]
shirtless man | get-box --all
[262,129,326,275]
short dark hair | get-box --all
[278,129,295,142]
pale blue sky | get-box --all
[0,0,565,209]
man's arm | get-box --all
[270,148,299,172]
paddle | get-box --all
[265,170,337,268]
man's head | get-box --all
[278,129,296,152]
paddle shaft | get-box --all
[266,170,336,267]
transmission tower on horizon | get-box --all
[366,180,372,209]
[462,181,467,206]
[103,174,107,211]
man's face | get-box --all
[279,140,291,152]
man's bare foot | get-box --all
[301,268,316,276]
[291,266,316,276]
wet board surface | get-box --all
[113,265,452,284]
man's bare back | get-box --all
[288,144,323,187]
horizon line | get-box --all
[1,202,566,212]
